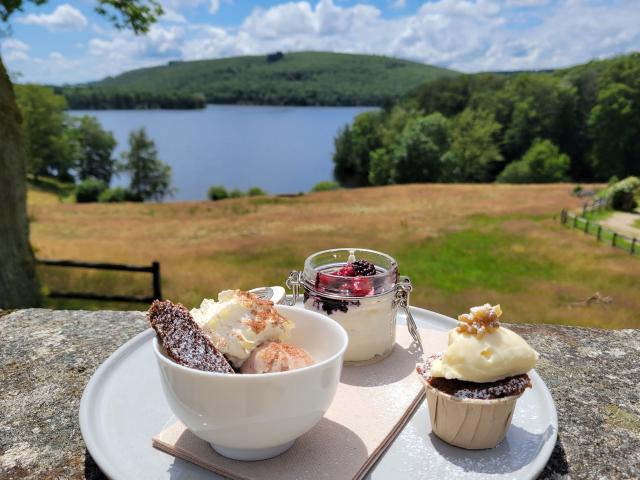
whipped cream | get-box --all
[191,290,292,368]
[430,304,538,383]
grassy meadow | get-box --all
[28,184,639,329]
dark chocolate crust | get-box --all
[417,354,531,400]
[427,374,531,400]
[148,300,234,374]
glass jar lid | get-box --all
[302,248,399,298]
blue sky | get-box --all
[1,0,639,84]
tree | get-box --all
[208,185,228,201]
[332,124,354,186]
[74,115,117,184]
[368,148,394,185]
[441,109,502,182]
[333,111,384,187]
[15,84,78,180]
[0,0,162,308]
[497,139,570,183]
[120,128,172,201]
[501,75,580,165]
[392,113,449,184]
[76,178,108,203]
[588,83,640,180]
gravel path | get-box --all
[601,212,640,239]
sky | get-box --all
[0,0,639,84]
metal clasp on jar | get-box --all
[285,270,303,306]
[394,276,423,351]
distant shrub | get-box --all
[207,185,228,201]
[76,178,107,203]
[573,185,583,195]
[311,181,339,192]
[228,188,245,198]
[611,190,637,212]
[599,176,640,212]
[98,187,127,203]
[266,52,284,63]
[247,187,267,196]
[497,139,570,183]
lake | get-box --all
[71,105,374,201]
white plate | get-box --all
[80,307,557,480]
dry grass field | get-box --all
[28,184,640,329]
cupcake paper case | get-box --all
[418,304,538,450]
[421,376,523,449]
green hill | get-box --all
[60,51,458,109]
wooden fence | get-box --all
[36,259,162,303]
[560,209,638,256]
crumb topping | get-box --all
[234,289,288,333]
[456,303,502,337]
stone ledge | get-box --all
[1,309,638,479]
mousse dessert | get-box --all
[149,290,314,374]
[301,249,402,365]
[417,304,538,449]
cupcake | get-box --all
[417,304,538,449]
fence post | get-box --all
[152,261,162,300]
[573,215,578,228]
[597,225,602,242]
[612,232,617,247]
[584,220,589,233]
[560,209,567,224]
[632,238,637,255]
[582,203,587,216]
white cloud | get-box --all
[18,4,88,32]
[390,0,406,9]
[241,0,380,39]
[161,7,187,23]
[505,0,550,6]
[161,0,226,15]
[1,38,30,62]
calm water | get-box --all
[71,105,374,201]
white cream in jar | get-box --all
[292,248,410,366]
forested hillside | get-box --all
[59,51,457,109]
[333,53,640,184]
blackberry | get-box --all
[352,260,377,276]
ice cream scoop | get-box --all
[190,290,293,368]
[430,303,538,383]
[240,341,314,374]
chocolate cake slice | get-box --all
[148,300,234,374]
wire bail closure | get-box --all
[285,270,302,306]
[395,276,423,351]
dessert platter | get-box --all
[79,248,557,479]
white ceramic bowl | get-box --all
[153,305,349,461]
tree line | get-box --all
[333,53,640,186]
[17,84,173,202]
[58,87,206,110]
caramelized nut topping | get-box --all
[456,303,502,337]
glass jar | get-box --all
[286,248,413,366]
